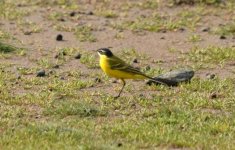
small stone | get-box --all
[60,76,65,80]
[36,70,46,77]
[48,70,55,75]
[95,78,101,83]
[179,27,185,32]
[24,31,32,35]
[117,143,122,147]
[87,11,94,15]
[202,27,210,32]
[220,35,226,39]
[52,65,60,69]
[133,58,138,63]
[206,73,216,80]
[62,51,67,56]
[16,75,21,79]
[209,92,217,99]
[56,34,63,41]
[70,11,76,17]
[75,53,81,59]
[54,54,59,58]
[112,80,118,83]
[160,36,165,39]
[58,18,65,22]
[145,65,151,71]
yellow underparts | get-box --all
[99,55,146,80]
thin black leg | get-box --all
[114,79,126,99]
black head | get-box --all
[97,48,113,57]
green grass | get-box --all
[74,25,97,42]
[1,46,235,149]
[188,34,202,42]
[169,0,227,5]
[215,23,235,36]
[1,64,235,149]
[1,43,235,149]
[181,46,235,69]
[2,0,235,149]
[0,1,30,20]
[97,9,118,18]
[111,9,202,32]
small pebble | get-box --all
[48,70,55,75]
[54,54,59,58]
[112,80,118,83]
[62,51,67,55]
[75,53,82,59]
[209,92,217,99]
[87,11,94,15]
[36,70,46,77]
[179,27,185,32]
[206,73,216,80]
[133,58,138,63]
[16,75,21,79]
[202,27,210,32]
[70,11,76,17]
[160,36,165,39]
[52,65,60,69]
[95,78,101,83]
[56,34,63,41]
[60,76,65,80]
[145,65,151,71]
[58,18,65,22]
[24,31,32,35]
[220,35,226,39]
[117,143,123,147]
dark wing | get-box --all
[109,56,147,76]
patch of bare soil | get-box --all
[0,0,235,96]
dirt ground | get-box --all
[0,0,235,79]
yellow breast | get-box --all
[99,55,146,80]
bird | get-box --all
[97,48,164,98]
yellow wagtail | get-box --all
[97,48,164,98]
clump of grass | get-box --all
[48,12,65,21]
[120,15,166,32]
[74,25,96,42]
[169,0,224,5]
[0,42,17,53]
[54,25,75,32]
[188,34,202,42]
[34,0,79,9]
[112,11,201,32]
[184,46,235,65]
[17,20,42,34]
[97,10,118,18]
[0,30,11,40]
[37,58,53,68]
[43,101,104,118]
[215,23,235,36]
[120,48,148,62]
[80,52,99,68]
[0,1,30,20]
[137,0,159,9]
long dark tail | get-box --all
[144,75,177,87]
